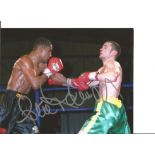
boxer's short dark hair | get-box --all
[108,41,121,58]
[33,37,52,50]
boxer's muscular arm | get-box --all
[19,56,48,90]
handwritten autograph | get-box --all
[17,79,123,123]
[17,85,99,123]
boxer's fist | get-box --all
[79,72,98,81]
[66,72,98,91]
[67,78,89,91]
[48,57,63,73]
[77,72,91,84]
[43,57,63,78]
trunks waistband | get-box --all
[6,89,28,100]
[16,93,27,100]
[98,97,122,108]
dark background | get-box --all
[0,28,133,133]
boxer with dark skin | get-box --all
[0,38,63,134]
[7,41,52,94]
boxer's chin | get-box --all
[99,55,103,60]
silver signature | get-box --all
[17,85,99,123]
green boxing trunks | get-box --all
[79,97,131,134]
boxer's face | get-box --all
[40,46,52,63]
[99,42,113,59]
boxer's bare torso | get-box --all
[97,60,122,98]
[7,55,43,94]
[7,48,50,94]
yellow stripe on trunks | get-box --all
[83,112,101,133]
[83,99,103,133]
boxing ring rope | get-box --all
[0,84,133,128]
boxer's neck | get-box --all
[103,56,115,65]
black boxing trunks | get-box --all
[0,90,39,134]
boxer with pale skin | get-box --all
[50,41,131,134]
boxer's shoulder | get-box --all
[17,55,34,68]
[20,55,32,62]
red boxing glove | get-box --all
[48,57,63,73]
[66,72,98,91]
[77,72,91,84]
[0,128,7,134]
[80,72,98,81]
[67,78,89,91]
[43,57,64,78]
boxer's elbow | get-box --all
[31,81,40,90]
[30,75,47,90]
